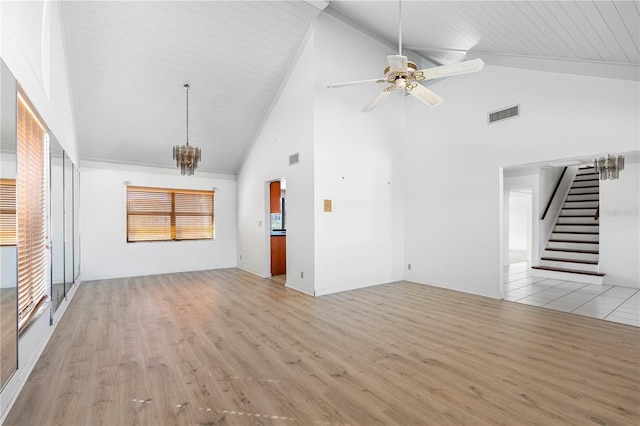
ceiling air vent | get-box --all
[289,152,300,165]
[488,104,520,124]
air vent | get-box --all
[488,104,520,124]
[289,153,299,165]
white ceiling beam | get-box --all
[304,1,329,11]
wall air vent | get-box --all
[289,152,299,165]
[488,104,520,124]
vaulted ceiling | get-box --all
[61,1,639,175]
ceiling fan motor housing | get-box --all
[384,61,417,82]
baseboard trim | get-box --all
[408,278,503,300]
[285,282,315,296]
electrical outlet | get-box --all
[408,263,411,270]
[301,271,304,279]
[239,254,243,260]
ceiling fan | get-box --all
[327,0,484,112]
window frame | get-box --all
[126,185,214,243]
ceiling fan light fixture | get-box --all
[327,0,484,112]
[173,83,201,176]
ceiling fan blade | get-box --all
[387,55,408,73]
[327,78,386,89]
[405,82,443,107]
[362,84,396,112]
[413,58,485,81]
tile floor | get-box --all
[504,262,640,327]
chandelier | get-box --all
[173,83,201,175]
[594,154,624,180]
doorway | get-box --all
[269,178,286,283]
[508,189,532,264]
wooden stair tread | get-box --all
[552,231,599,235]
[559,215,599,218]
[549,239,599,244]
[541,257,598,265]
[554,223,599,226]
[531,265,605,277]
[545,248,599,254]
[570,185,599,189]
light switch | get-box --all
[324,199,332,212]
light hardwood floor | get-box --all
[5,268,639,425]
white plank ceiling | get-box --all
[61,1,319,174]
[331,0,639,65]
[62,1,639,174]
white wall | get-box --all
[80,162,237,280]
[503,169,540,265]
[236,27,316,295]
[508,192,529,251]
[312,14,404,295]
[403,65,639,298]
[600,158,640,288]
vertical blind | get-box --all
[17,94,49,329]
[126,186,214,242]
[0,178,16,246]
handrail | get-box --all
[594,204,599,220]
[541,166,568,220]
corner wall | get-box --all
[600,158,640,288]
[312,13,404,295]
[236,29,316,295]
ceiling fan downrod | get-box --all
[398,0,402,56]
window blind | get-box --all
[0,178,16,246]
[17,94,49,329]
[127,186,214,242]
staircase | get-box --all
[532,166,605,285]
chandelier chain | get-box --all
[185,83,189,147]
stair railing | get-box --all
[595,204,599,220]
[541,167,568,220]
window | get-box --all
[126,186,214,242]
[17,93,49,329]
[0,178,16,246]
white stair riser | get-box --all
[569,187,599,195]
[554,224,599,233]
[560,208,597,216]
[571,180,599,188]
[563,201,599,209]
[551,232,598,242]
[566,193,599,201]
[530,268,604,285]
[543,251,599,262]
[547,241,599,251]
[539,259,599,272]
[556,216,599,224]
